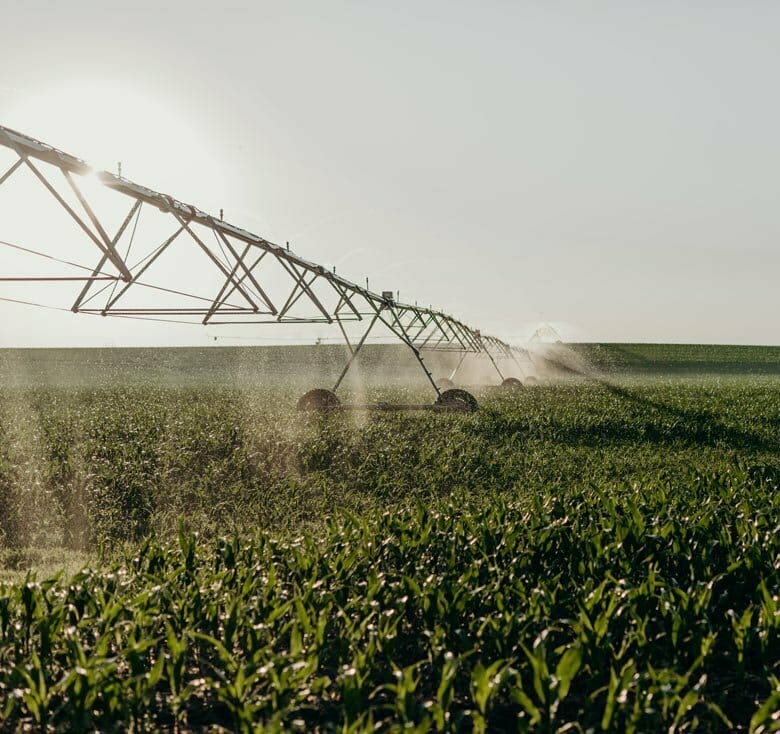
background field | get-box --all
[0,342,778,388]
[0,343,778,731]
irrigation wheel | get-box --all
[436,377,455,390]
[297,388,341,411]
[501,377,524,390]
[524,376,539,386]
[435,388,479,413]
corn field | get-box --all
[0,344,778,731]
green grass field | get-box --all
[0,343,778,731]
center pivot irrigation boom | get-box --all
[0,124,529,411]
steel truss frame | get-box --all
[0,124,527,398]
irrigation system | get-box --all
[0,124,531,411]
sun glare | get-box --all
[6,81,230,209]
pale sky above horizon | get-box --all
[0,0,778,347]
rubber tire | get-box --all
[436,377,455,390]
[501,377,524,390]
[297,389,341,411]
[435,388,479,413]
[524,376,539,386]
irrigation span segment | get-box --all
[0,124,528,411]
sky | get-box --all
[0,0,778,347]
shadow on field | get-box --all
[589,344,780,376]
[633,361,780,376]
[531,346,778,453]
[598,382,779,453]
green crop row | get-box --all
[1,460,779,731]
[0,378,777,554]
[0,358,778,730]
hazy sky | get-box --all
[0,1,778,347]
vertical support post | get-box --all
[449,350,469,381]
[370,302,441,397]
[507,346,527,378]
[335,315,355,356]
[476,333,504,382]
[333,311,380,391]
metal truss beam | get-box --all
[0,123,520,389]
